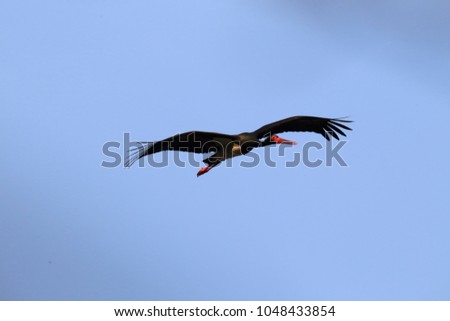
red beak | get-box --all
[272,136,298,145]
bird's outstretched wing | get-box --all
[125,131,235,167]
[253,116,352,141]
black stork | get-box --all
[125,116,352,177]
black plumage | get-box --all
[125,116,352,176]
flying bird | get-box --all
[125,116,352,176]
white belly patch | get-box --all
[232,144,243,157]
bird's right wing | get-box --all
[253,116,352,141]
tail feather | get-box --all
[124,142,153,167]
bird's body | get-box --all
[125,116,352,176]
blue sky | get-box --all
[1,0,449,300]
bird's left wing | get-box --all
[125,131,235,167]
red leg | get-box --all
[197,166,213,177]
